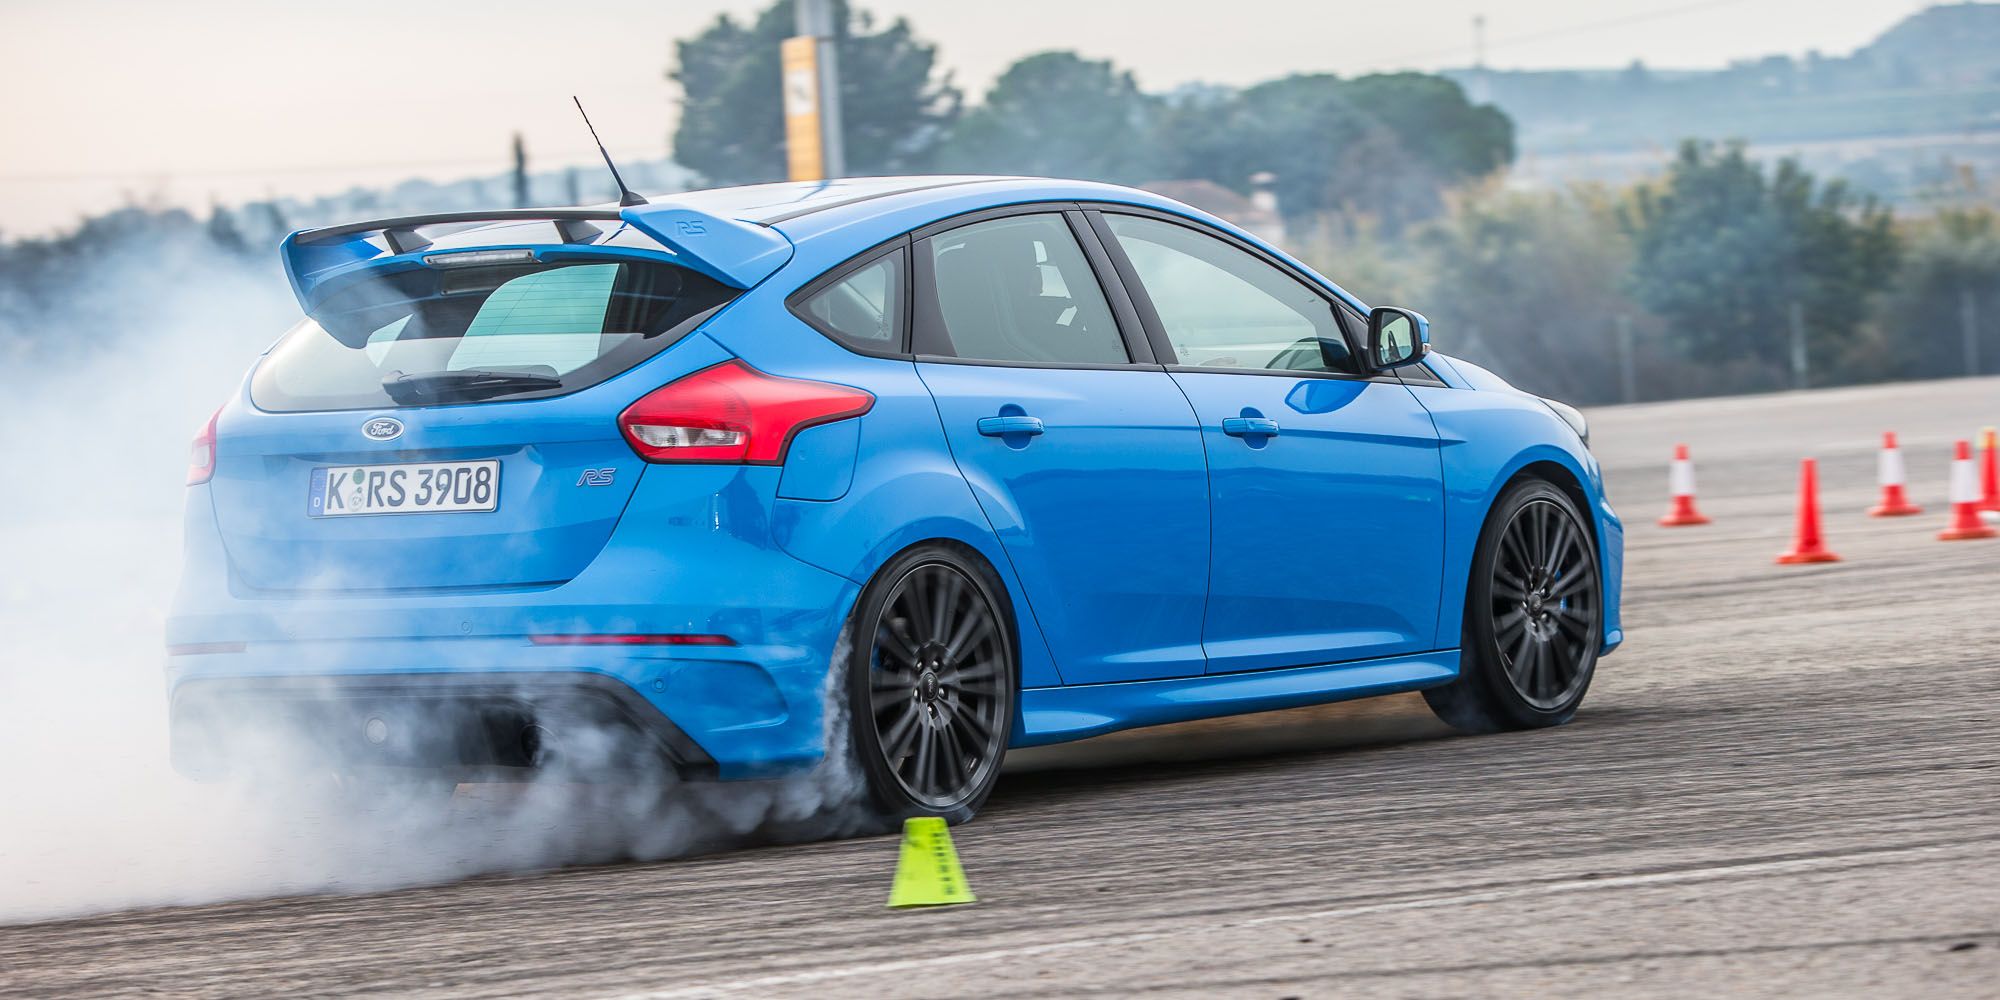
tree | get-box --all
[669,0,960,185]
[205,206,249,255]
[1338,73,1514,185]
[1155,73,1512,236]
[1877,206,2000,379]
[936,52,1159,182]
[1624,141,1898,386]
[1414,186,1643,403]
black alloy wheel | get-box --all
[1424,479,1601,732]
[1489,493,1600,711]
[848,547,1014,823]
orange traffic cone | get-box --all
[1979,427,2000,514]
[1659,444,1710,526]
[1777,458,1840,564]
[1867,431,1923,517]
[1939,439,1999,541]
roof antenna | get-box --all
[572,96,647,207]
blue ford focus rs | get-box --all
[168,175,1624,823]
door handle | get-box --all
[1222,416,1281,437]
[977,415,1045,437]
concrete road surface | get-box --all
[4,377,1997,998]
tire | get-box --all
[843,544,1016,825]
[1424,478,1602,733]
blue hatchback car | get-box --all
[168,176,1624,823]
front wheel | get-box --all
[1425,478,1602,732]
[845,545,1015,825]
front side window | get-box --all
[252,259,735,411]
[1105,214,1357,374]
[921,213,1128,366]
[798,248,904,350]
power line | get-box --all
[0,147,663,185]
[1372,0,1763,69]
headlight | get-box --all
[1540,397,1589,447]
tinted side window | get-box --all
[1105,214,1358,374]
[922,213,1128,365]
[799,248,903,350]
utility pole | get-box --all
[783,0,845,182]
[1470,14,1490,104]
[1963,287,1980,377]
[510,133,529,208]
[1788,300,1808,390]
[1616,314,1637,404]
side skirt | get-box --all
[1013,650,1460,747]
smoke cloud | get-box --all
[0,243,865,925]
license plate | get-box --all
[309,460,499,517]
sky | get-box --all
[0,0,1931,235]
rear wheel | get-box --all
[845,545,1015,825]
[1425,478,1601,732]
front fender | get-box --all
[1403,383,1624,656]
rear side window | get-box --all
[918,213,1128,366]
[253,260,736,411]
[1105,214,1358,374]
[797,248,903,350]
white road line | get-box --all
[604,841,1979,999]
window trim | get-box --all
[1083,206,1411,385]
[784,235,913,357]
[909,203,1161,371]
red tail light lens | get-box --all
[187,408,221,485]
[619,359,873,464]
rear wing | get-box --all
[280,204,794,312]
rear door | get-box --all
[1091,209,1446,673]
[214,257,735,591]
[912,207,1211,684]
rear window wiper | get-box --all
[382,368,563,403]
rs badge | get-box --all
[576,468,616,487]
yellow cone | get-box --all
[886,816,976,908]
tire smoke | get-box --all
[0,252,865,925]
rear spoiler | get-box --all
[280,204,794,311]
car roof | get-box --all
[291,175,1367,314]
[649,175,1214,238]
[681,175,1367,313]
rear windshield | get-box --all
[251,259,737,411]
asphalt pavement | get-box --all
[3,376,1996,998]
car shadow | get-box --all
[986,692,1459,811]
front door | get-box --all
[1096,211,1446,673]
[913,210,1211,684]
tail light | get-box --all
[187,408,221,485]
[619,360,873,464]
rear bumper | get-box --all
[171,671,717,780]
[168,458,865,781]
[166,638,847,781]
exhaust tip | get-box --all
[521,724,559,767]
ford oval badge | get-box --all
[362,417,404,442]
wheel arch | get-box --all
[1430,431,1618,654]
[1457,449,1622,658]
[1504,460,1594,539]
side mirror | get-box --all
[1366,306,1430,371]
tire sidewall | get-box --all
[1465,479,1601,728]
[843,544,1017,825]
